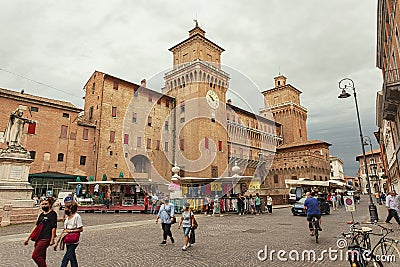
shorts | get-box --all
[307,214,321,221]
[183,227,191,237]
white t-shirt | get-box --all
[64,213,83,243]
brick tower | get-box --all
[163,22,230,177]
[261,75,308,144]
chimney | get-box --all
[227,99,232,105]
[141,79,146,88]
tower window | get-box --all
[164,141,169,152]
[113,81,119,90]
[57,153,64,162]
[89,106,93,121]
[60,125,68,139]
[211,166,218,178]
[31,107,39,112]
[83,129,88,140]
[110,131,115,143]
[205,137,209,149]
[124,134,129,145]
[274,174,278,183]
[29,151,36,159]
[180,101,185,113]
[147,138,152,149]
[80,156,86,166]
[112,107,117,117]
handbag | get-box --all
[170,216,176,224]
[189,228,196,244]
[29,223,43,241]
[63,232,80,244]
[192,217,198,229]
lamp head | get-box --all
[338,89,351,99]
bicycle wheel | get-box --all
[372,241,400,267]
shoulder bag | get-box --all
[191,212,198,229]
[63,215,81,244]
[63,232,80,244]
[29,222,43,241]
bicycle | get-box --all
[311,217,319,243]
[342,222,400,267]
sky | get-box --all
[0,0,382,177]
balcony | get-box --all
[383,69,400,121]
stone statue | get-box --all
[4,108,34,148]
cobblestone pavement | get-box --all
[0,196,399,267]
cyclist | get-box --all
[303,192,322,236]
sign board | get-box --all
[211,182,222,191]
[249,181,260,190]
[343,196,356,212]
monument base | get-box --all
[0,148,34,209]
[0,182,35,208]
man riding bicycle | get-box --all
[303,192,322,236]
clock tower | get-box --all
[163,22,230,178]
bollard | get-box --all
[1,204,13,227]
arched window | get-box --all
[57,153,64,162]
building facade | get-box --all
[356,149,386,194]
[0,88,95,196]
[376,0,400,193]
[330,156,345,181]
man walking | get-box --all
[385,190,400,225]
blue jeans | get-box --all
[61,243,79,267]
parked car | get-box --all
[57,191,74,210]
[291,196,330,216]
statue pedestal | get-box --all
[0,148,34,209]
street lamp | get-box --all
[338,78,379,223]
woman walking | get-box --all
[178,202,195,251]
[55,201,83,267]
[24,197,57,267]
[155,197,175,245]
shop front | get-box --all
[68,179,167,212]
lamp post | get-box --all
[338,78,379,223]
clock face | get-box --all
[206,90,219,109]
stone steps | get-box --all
[1,207,39,226]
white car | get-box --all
[57,191,74,209]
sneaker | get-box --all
[310,232,314,236]
[160,240,167,245]
[182,245,187,251]
[187,243,191,248]
[317,226,322,231]
[170,237,174,244]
